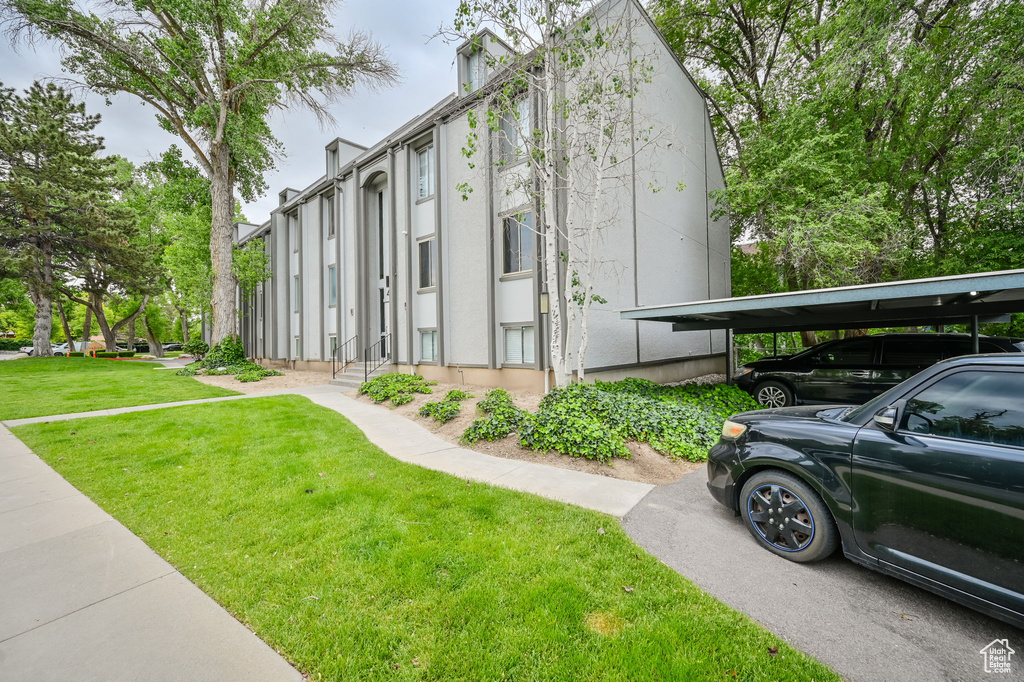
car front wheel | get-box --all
[754,380,793,408]
[739,470,837,563]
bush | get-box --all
[96,352,118,358]
[118,351,135,358]
[519,380,761,463]
[182,339,209,360]
[68,352,84,357]
[418,389,474,424]
[237,366,283,382]
[360,373,434,404]
[461,389,527,443]
[200,336,244,368]
[0,339,32,351]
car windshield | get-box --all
[842,382,907,423]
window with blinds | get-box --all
[504,326,535,364]
[417,145,434,200]
[418,238,436,289]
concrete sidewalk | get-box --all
[0,426,302,682]
[305,392,655,518]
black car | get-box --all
[162,343,183,352]
[734,333,1024,408]
[708,354,1024,628]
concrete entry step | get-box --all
[328,363,393,389]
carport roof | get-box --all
[620,269,1024,333]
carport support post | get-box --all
[972,316,979,353]
[725,328,735,384]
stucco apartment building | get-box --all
[235,0,730,391]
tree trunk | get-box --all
[29,283,53,357]
[81,307,92,352]
[143,314,164,358]
[799,330,819,348]
[209,142,238,346]
[90,295,118,350]
[56,299,75,349]
[179,308,191,344]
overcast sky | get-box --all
[0,0,463,221]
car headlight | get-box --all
[721,420,747,440]
[733,367,753,379]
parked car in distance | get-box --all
[52,342,78,356]
[708,354,1024,628]
[19,345,33,354]
[162,343,183,352]
[733,333,1024,407]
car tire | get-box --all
[754,380,794,408]
[739,470,838,563]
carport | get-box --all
[620,268,1024,378]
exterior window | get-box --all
[293,275,300,312]
[902,371,1024,447]
[417,146,435,200]
[466,50,484,92]
[294,336,301,358]
[421,330,438,362]
[418,238,436,289]
[329,334,337,356]
[324,193,335,238]
[500,96,530,160]
[502,212,534,274]
[290,213,298,252]
[328,264,337,306]
[504,326,535,365]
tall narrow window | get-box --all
[324,193,335,238]
[328,264,337,306]
[500,96,530,160]
[502,212,534,274]
[293,275,300,312]
[418,238,436,289]
[421,330,438,362]
[329,334,337,356]
[466,50,484,92]
[504,326,535,364]
[290,212,299,252]
[294,336,301,358]
[417,146,435,200]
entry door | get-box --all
[850,369,1024,614]
[376,189,390,359]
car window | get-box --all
[901,370,1024,448]
[882,338,943,366]
[816,338,875,365]
[943,338,1012,357]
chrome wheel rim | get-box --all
[757,385,787,408]
[747,484,815,552]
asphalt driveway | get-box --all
[622,469,1024,681]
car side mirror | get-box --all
[873,399,905,432]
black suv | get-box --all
[708,354,1024,628]
[734,333,1024,407]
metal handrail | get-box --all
[364,332,391,383]
[331,334,359,379]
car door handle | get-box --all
[849,371,871,378]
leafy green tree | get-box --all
[0,82,139,356]
[3,0,398,345]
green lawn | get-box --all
[14,396,836,681]
[0,357,239,420]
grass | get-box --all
[13,396,837,681]
[0,357,239,420]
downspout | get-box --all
[434,122,446,367]
[388,146,399,366]
[405,143,415,374]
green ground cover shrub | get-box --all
[96,351,118,358]
[0,339,32,351]
[518,380,760,463]
[68,352,84,357]
[182,339,209,360]
[360,373,434,404]
[419,389,474,424]
[462,389,528,443]
[118,351,135,358]
[175,336,281,382]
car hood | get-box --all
[733,404,849,423]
